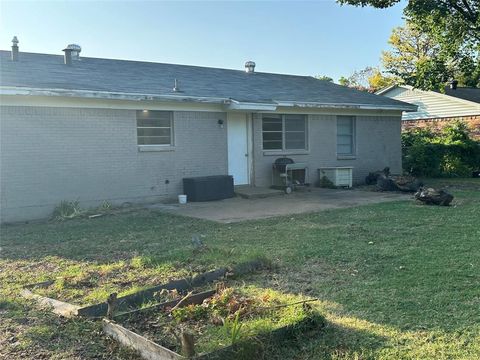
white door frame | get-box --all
[246,113,254,185]
[227,112,250,185]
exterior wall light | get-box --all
[217,119,224,128]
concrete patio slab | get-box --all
[234,185,284,199]
[148,188,410,223]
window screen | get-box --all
[262,114,307,150]
[337,116,355,155]
[137,111,173,146]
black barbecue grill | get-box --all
[271,157,308,194]
[273,157,294,172]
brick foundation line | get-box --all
[402,116,480,140]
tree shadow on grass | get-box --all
[259,320,387,360]
[1,298,141,360]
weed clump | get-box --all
[51,200,83,221]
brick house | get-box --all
[376,84,480,140]
[0,43,416,222]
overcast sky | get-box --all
[0,0,406,81]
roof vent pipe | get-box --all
[63,44,81,65]
[63,47,72,65]
[450,80,458,90]
[245,61,255,73]
[67,44,81,60]
[173,78,180,92]
[11,36,19,61]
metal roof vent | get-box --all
[245,61,256,73]
[63,44,81,65]
[11,36,19,61]
[66,44,81,61]
[173,79,181,92]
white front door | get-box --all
[227,113,249,185]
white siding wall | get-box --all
[385,87,480,120]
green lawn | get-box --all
[1,178,479,359]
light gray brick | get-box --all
[252,113,402,186]
[0,106,227,222]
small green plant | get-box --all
[98,200,113,212]
[223,310,244,344]
[441,153,471,177]
[172,304,207,322]
[318,175,336,188]
[51,200,83,221]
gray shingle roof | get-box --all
[444,87,480,104]
[0,50,415,110]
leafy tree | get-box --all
[402,1,480,45]
[338,0,480,90]
[381,24,439,82]
[338,67,396,92]
[382,23,479,90]
[338,67,374,91]
[338,76,350,86]
[337,0,479,43]
[368,68,397,90]
[456,54,480,87]
[316,75,334,82]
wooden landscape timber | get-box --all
[20,259,269,318]
[103,290,218,360]
[103,319,185,360]
[20,280,81,317]
[103,289,324,360]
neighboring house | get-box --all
[376,84,480,140]
[0,42,416,222]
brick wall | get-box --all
[0,106,227,222]
[402,115,480,140]
[252,114,402,186]
[0,105,404,222]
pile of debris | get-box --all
[414,187,454,206]
[365,167,423,193]
[366,167,454,206]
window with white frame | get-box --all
[336,115,355,155]
[262,114,307,150]
[136,110,173,146]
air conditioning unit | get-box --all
[318,167,353,188]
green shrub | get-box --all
[97,200,112,212]
[402,121,480,177]
[318,176,336,188]
[51,200,83,221]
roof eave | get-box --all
[274,100,417,112]
[375,84,398,95]
[0,86,418,112]
[0,86,227,104]
[378,84,480,108]
[225,99,278,111]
